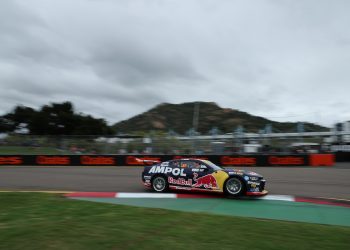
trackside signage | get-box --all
[0,154,334,166]
[220,156,257,166]
[80,156,115,165]
[0,156,23,165]
[36,156,70,165]
[268,156,305,165]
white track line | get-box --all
[317,197,350,202]
[258,195,295,202]
[115,193,295,201]
[116,193,177,198]
[0,190,73,194]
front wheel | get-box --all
[224,177,245,197]
[151,176,168,192]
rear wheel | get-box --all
[224,177,245,196]
[152,176,168,192]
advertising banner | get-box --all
[0,154,323,166]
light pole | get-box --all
[192,102,200,154]
[192,102,200,133]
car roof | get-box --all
[167,158,204,163]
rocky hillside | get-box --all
[113,102,328,134]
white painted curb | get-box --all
[116,193,177,198]
[259,195,295,202]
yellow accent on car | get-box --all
[212,170,230,191]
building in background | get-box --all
[326,121,350,152]
[329,121,350,143]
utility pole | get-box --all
[234,125,244,152]
[192,102,200,133]
[192,102,200,154]
[297,122,304,143]
[264,124,272,146]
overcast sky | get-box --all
[1,0,349,127]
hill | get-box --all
[112,102,328,134]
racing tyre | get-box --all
[151,176,168,192]
[224,177,245,197]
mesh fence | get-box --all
[0,134,328,155]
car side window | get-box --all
[170,160,180,168]
[182,161,201,169]
[197,162,212,172]
[180,161,189,168]
[191,161,201,169]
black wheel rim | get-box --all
[153,177,166,192]
[226,178,242,195]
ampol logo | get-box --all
[149,166,186,177]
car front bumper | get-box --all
[246,190,268,196]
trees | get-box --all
[0,102,112,135]
[0,106,36,133]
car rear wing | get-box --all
[134,157,161,165]
[143,159,160,165]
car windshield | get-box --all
[201,160,222,171]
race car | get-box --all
[141,159,267,196]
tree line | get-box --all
[0,102,113,135]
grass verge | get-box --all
[0,192,349,250]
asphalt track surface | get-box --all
[0,164,349,199]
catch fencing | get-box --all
[0,134,331,155]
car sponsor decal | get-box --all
[192,171,229,191]
[192,173,218,189]
[169,185,192,191]
[247,181,260,187]
[148,166,186,177]
[228,171,244,176]
[249,187,260,192]
[247,171,259,176]
[168,177,192,186]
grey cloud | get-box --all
[0,0,349,126]
[90,43,203,85]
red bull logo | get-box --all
[192,173,218,189]
[168,177,192,186]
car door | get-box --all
[166,160,192,188]
[184,160,217,190]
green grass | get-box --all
[0,146,69,155]
[0,193,349,250]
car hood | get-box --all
[222,168,263,178]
